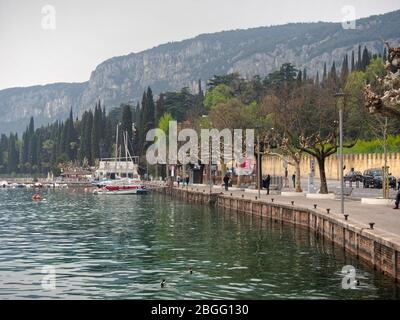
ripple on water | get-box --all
[0,190,399,299]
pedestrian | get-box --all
[185,176,190,186]
[265,174,271,195]
[394,189,400,209]
[223,174,230,191]
[177,175,181,187]
[262,176,267,189]
[292,174,296,188]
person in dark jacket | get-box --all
[265,174,271,195]
[185,176,189,186]
[223,174,230,191]
[292,174,296,188]
[394,189,400,209]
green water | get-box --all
[0,188,399,299]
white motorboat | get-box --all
[92,125,148,195]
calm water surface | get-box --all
[0,188,399,299]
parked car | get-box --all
[344,170,363,182]
[362,168,397,189]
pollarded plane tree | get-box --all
[261,94,305,192]
[273,83,358,194]
[365,42,400,118]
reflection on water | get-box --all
[0,188,399,299]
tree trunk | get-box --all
[317,157,328,194]
[236,174,241,187]
[295,159,302,192]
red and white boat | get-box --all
[93,182,147,195]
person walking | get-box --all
[394,189,400,209]
[177,175,181,187]
[292,174,296,189]
[185,176,190,186]
[223,174,230,191]
[265,174,271,195]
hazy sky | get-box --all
[0,0,399,90]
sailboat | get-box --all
[93,124,147,195]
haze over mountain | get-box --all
[1,9,400,134]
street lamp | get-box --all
[333,90,350,215]
[202,115,213,193]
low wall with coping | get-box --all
[263,152,400,180]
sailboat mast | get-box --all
[115,123,119,169]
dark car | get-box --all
[362,168,397,189]
[344,170,363,182]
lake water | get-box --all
[0,188,399,299]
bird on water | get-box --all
[160,279,166,288]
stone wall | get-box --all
[262,153,400,180]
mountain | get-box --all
[1,9,400,134]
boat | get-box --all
[92,126,148,195]
[93,184,147,195]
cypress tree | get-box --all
[91,104,102,162]
[296,70,302,83]
[146,87,155,129]
[361,46,370,71]
[120,104,133,157]
[198,79,203,97]
[351,50,355,72]
[357,45,362,70]
[7,133,18,173]
[340,54,349,81]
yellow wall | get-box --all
[262,153,400,179]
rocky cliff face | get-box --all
[1,10,400,134]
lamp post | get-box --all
[257,131,261,199]
[201,115,213,193]
[333,90,350,215]
[209,140,212,194]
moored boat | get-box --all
[93,184,147,195]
